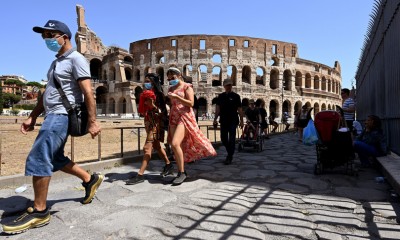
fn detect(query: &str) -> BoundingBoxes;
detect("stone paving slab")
[0,133,399,239]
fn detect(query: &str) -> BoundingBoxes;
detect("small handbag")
[52,65,89,137]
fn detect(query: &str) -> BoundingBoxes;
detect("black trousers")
[220,123,238,157]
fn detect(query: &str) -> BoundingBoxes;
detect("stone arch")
[314,75,319,89]
[295,71,302,87]
[328,79,332,92]
[305,73,312,88]
[294,101,302,114]
[313,102,320,115]
[212,66,222,86]
[321,77,327,91]
[90,58,102,80]
[321,103,327,111]
[134,68,140,82]
[256,67,265,85]
[212,54,222,63]
[328,104,331,110]
[198,97,207,116]
[198,64,207,82]
[96,86,107,115]
[227,65,237,86]
[119,97,127,114]
[183,64,193,77]
[155,52,164,64]
[283,69,292,90]
[109,98,116,114]
[134,86,143,105]
[125,67,132,81]
[282,100,291,115]
[242,65,251,84]
[269,56,279,66]
[124,56,133,63]
[269,99,279,116]
[270,68,279,89]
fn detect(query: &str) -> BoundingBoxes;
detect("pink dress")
[168,83,217,162]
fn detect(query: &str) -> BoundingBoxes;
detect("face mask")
[144,83,152,90]
[45,37,63,52]
[169,79,179,87]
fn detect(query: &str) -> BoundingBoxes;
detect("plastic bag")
[303,119,318,146]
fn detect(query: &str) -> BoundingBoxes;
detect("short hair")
[341,88,350,95]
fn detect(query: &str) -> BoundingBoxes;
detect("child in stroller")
[238,100,264,152]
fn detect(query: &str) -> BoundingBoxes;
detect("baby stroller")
[313,106,357,175]
[238,121,264,152]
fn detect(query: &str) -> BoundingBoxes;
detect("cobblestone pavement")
[1,133,399,239]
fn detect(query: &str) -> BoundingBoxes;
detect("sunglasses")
[41,32,64,39]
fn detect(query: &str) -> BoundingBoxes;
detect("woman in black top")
[256,99,269,137]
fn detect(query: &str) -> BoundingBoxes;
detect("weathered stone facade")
[75,5,342,119]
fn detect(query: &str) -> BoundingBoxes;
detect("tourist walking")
[213,79,244,165]
[282,111,290,131]
[166,67,216,185]
[268,111,278,133]
[341,88,355,132]
[294,105,312,142]
[255,99,269,139]
[1,20,103,234]
[126,73,173,185]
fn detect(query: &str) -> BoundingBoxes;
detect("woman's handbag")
[53,66,89,137]
[303,119,319,146]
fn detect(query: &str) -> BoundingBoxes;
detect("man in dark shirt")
[213,79,244,165]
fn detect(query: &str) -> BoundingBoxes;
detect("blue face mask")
[144,82,152,90]
[169,79,179,87]
[45,38,63,52]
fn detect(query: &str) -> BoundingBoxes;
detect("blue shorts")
[25,114,71,176]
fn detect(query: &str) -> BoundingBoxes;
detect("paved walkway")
[1,133,399,239]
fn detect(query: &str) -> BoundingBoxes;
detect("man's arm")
[78,79,101,139]
[20,90,45,134]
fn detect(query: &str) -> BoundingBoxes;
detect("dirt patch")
[0,117,217,176]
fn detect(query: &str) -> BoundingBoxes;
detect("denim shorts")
[25,114,71,176]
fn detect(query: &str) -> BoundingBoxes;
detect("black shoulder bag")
[52,65,89,137]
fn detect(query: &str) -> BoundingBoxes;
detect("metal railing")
[0,121,292,176]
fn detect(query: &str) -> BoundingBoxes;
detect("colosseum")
[75,5,342,121]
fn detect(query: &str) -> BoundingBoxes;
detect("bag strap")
[52,63,73,113]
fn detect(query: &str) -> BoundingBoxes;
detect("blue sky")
[0,0,374,88]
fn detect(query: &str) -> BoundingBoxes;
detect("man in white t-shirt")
[341,88,355,131]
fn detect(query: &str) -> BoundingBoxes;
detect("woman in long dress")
[166,67,217,185]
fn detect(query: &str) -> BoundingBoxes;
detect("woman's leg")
[170,124,186,172]
[153,140,170,164]
[353,140,379,165]
[298,127,304,141]
[138,141,152,175]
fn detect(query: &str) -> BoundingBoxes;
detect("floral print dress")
[168,83,217,162]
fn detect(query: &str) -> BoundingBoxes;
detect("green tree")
[2,93,21,107]
[27,81,44,88]
[4,79,26,87]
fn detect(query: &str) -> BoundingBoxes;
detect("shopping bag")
[303,119,318,146]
